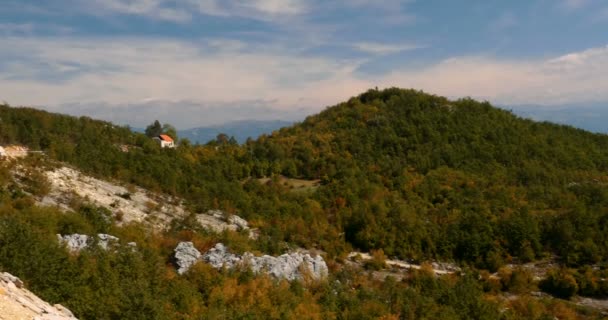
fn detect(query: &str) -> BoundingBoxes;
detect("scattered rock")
[57,233,121,252]
[195,210,252,237]
[174,242,202,275]
[201,243,328,281]
[96,233,119,250]
[347,251,460,276]
[227,215,249,231]
[57,234,89,252]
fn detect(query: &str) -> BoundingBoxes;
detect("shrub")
[540,268,578,299]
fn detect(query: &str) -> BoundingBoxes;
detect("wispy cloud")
[352,42,423,55]
[0,36,366,122]
[84,0,310,22]
[560,0,590,10]
[383,45,608,105]
[89,0,193,22]
[2,34,608,127]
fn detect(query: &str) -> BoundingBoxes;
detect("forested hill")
[2,89,608,271]
[248,88,608,268]
[253,88,608,180]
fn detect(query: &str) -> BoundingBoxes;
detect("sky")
[1,0,608,129]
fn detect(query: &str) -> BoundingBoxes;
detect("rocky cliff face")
[174,242,328,281]
[0,272,77,320]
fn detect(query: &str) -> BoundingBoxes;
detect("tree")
[145,120,162,138]
[162,123,177,140]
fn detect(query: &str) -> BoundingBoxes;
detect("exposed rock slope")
[0,272,77,320]
[38,166,250,233]
[42,166,186,229]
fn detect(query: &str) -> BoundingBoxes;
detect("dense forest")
[2,88,608,319]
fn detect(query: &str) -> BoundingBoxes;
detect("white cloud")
[0,36,367,126]
[90,0,193,22]
[1,35,607,127]
[86,0,309,22]
[382,45,608,105]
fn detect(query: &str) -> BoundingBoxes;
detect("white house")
[153,134,176,148]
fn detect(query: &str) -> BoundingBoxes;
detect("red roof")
[159,134,174,142]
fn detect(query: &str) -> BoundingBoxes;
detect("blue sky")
[1,0,607,128]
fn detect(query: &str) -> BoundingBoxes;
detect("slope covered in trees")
[3,89,608,318]
[3,89,608,268]
[3,89,608,262]
[248,88,608,268]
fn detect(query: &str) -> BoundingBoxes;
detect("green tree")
[162,123,177,140]
[144,120,162,137]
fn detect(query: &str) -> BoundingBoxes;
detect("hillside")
[248,88,608,266]
[2,89,608,319]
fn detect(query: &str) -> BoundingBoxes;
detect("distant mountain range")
[129,104,607,144]
[508,104,608,134]
[177,120,293,144]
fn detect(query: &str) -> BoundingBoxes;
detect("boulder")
[174,242,202,275]
[196,210,250,234]
[57,234,89,252]
[97,233,119,250]
[227,215,249,230]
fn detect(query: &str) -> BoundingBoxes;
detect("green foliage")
[4,85,608,318]
[4,89,608,268]
[540,268,579,299]
[145,120,162,138]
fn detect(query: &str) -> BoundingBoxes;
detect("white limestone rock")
[227,215,249,231]
[201,243,328,281]
[174,242,202,275]
[0,272,78,319]
[56,234,89,252]
[57,233,121,252]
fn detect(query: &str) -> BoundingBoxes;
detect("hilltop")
[2,89,608,319]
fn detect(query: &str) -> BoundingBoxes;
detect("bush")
[540,268,578,299]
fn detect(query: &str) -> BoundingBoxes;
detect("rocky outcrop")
[227,214,249,231]
[57,234,121,252]
[30,166,254,236]
[201,243,328,281]
[0,272,78,319]
[41,166,187,230]
[56,234,89,252]
[195,210,253,236]
[174,242,202,275]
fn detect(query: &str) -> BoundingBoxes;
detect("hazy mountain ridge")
[178,120,293,144]
[509,104,608,134]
